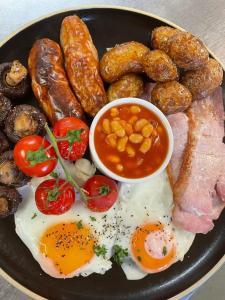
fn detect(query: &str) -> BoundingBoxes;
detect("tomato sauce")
[94,104,169,179]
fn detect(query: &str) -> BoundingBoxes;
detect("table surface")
[0,0,224,299]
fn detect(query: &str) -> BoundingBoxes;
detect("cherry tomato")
[14,135,57,177]
[35,179,75,215]
[53,117,89,161]
[83,175,118,212]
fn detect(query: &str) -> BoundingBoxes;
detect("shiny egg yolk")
[131,223,176,273]
[39,222,95,276]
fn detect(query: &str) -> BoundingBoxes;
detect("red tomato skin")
[53,117,89,161]
[35,179,75,215]
[14,135,57,177]
[83,175,118,212]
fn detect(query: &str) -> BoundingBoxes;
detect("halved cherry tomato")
[53,117,89,161]
[14,135,57,177]
[83,175,118,212]
[35,178,75,215]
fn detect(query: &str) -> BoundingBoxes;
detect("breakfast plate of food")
[0,6,224,300]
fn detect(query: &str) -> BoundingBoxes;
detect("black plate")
[0,7,224,300]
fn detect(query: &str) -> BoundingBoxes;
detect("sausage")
[28,38,84,125]
[100,41,149,83]
[60,15,107,117]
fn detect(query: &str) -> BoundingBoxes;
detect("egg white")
[116,171,195,280]
[15,163,118,279]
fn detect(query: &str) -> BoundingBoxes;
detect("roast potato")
[181,58,223,99]
[168,32,209,70]
[142,50,178,82]
[151,81,192,114]
[151,26,180,53]
[100,41,149,83]
[107,74,144,101]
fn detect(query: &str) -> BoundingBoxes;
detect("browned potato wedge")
[181,58,223,99]
[100,42,149,83]
[142,50,178,82]
[168,32,209,70]
[151,26,181,53]
[151,81,192,115]
[107,74,144,101]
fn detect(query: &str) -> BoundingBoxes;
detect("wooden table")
[0,1,224,299]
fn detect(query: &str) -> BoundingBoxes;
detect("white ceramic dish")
[89,97,174,183]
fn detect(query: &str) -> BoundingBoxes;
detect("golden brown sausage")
[100,41,149,83]
[60,15,107,117]
[28,38,84,125]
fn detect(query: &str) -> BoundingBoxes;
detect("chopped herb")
[50,171,59,179]
[26,146,50,166]
[99,185,110,196]
[102,215,107,219]
[137,249,141,253]
[137,256,142,262]
[90,216,96,222]
[162,246,167,256]
[67,129,84,145]
[31,213,37,220]
[76,220,83,229]
[94,244,107,258]
[113,245,128,265]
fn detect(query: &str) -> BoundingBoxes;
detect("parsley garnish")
[102,215,107,219]
[31,213,37,220]
[94,244,107,258]
[76,220,83,229]
[90,216,96,222]
[162,246,167,256]
[113,245,128,265]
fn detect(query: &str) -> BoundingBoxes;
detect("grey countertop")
[0,0,224,299]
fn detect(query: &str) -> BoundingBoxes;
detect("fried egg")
[116,171,195,280]
[15,163,118,279]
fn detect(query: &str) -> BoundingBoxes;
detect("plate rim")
[0,5,224,300]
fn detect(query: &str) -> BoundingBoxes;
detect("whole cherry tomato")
[14,135,57,177]
[53,117,89,161]
[83,175,118,212]
[35,178,75,215]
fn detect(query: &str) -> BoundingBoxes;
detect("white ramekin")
[89,98,174,183]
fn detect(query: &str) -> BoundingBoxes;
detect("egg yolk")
[131,223,176,273]
[39,222,95,276]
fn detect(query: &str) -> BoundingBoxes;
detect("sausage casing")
[60,15,107,117]
[28,38,84,125]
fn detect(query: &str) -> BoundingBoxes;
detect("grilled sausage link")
[60,15,107,117]
[28,38,84,125]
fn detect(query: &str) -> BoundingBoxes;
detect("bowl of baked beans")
[89,98,174,183]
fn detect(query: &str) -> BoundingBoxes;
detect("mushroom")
[0,93,12,125]
[0,186,22,218]
[0,150,30,187]
[0,60,30,99]
[72,158,96,186]
[4,104,47,143]
[0,132,10,154]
